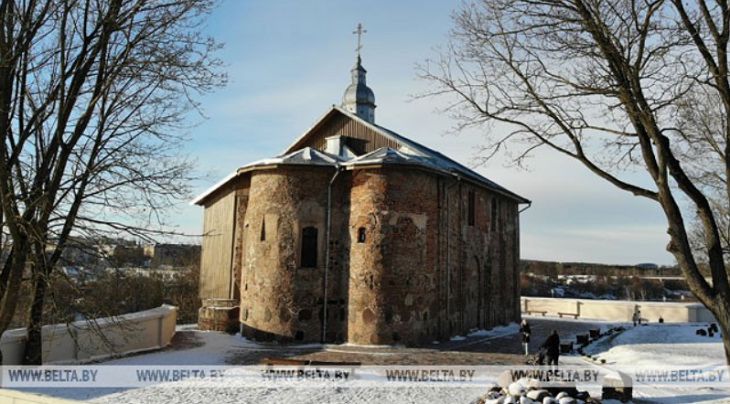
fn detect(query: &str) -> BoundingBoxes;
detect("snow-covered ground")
[585,323,725,368]
[577,323,730,403]
[12,321,730,403]
[22,326,513,403]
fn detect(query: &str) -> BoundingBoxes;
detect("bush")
[42,265,200,325]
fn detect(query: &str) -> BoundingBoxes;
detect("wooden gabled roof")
[285,106,530,204]
[193,106,530,206]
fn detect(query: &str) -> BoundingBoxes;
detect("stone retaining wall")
[0,305,177,365]
[522,297,715,323]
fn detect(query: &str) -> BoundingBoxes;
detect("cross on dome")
[342,23,376,123]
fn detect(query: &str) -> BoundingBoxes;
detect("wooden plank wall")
[290,113,400,154]
[199,190,236,300]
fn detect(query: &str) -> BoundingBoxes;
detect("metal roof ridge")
[334,107,529,203]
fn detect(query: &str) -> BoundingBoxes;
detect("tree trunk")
[708,295,730,365]
[22,269,47,365]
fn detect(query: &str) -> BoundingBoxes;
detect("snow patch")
[467,323,519,338]
[585,323,725,368]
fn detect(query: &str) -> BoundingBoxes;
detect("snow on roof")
[254,146,343,166]
[344,147,443,169]
[343,147,530,203]
[194,107,530,205]
[190,170,238,206]
[191,147,342,205]
[330,107,529,203]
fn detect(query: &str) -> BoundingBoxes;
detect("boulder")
[508,381,527,396]
[525,379,543,390]
[526,389,550,401]
[547,386,580,398]
[542,397,557,404]
[558,397,576,404]
[485,390,502,399]
[497,371,513,390]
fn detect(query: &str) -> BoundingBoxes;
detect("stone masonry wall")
[435,177,521,340]
[239,167,347,343]
[347,169,440,345]
[346,169,387,344]
[346,167,521,345]
[232,164,520,345]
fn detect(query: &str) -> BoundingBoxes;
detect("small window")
[357,227,366,243]
[300,226,318,268]
[260,218,266,241]
[490,198,498,232]
[468,190,476,226]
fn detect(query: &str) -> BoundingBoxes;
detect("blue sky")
[171,0,674,266]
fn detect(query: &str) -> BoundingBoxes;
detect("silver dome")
[342,56,376,123]
[343,81,375,106]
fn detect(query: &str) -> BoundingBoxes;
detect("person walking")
[520,319,531,356]
[632,307,642,326]
[540,330,560,366]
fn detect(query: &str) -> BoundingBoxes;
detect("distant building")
[110,244,146,267]
[144,244,201,268]
[194,51,529,345]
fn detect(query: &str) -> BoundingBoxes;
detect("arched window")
[300,226,318,268]
[357,227,366,243]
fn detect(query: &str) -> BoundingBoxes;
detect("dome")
[342,81,375,107]
[341,56,376,123]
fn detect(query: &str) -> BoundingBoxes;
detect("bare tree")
[675,87,730,260]
[0,0,225,364]
[420,0,730,362]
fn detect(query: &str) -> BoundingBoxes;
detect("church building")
[193,42,529,345]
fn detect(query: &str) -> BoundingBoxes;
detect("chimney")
[325,136,342,156]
